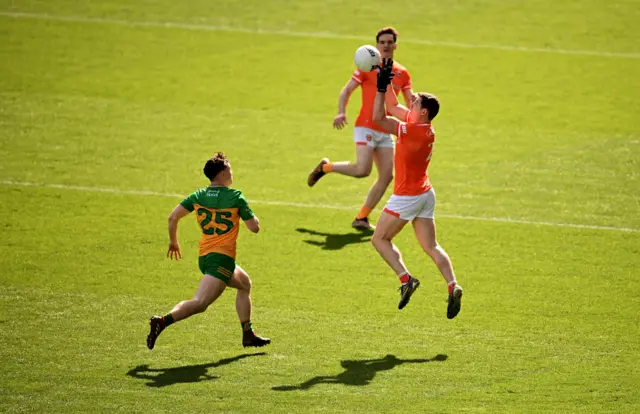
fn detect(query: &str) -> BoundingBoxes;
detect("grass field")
[1,1,639,412]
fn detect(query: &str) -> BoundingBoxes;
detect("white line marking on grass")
[2,12,639,59]
[1,180,637,233]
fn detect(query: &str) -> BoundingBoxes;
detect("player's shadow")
[296,227,373,251]
[272,354,447,391]
[126,352,266,387]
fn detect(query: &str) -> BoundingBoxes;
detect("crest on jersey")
[366,134,373,142]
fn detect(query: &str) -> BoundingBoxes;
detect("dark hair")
[203,152,229,180]
[417,93,440,121]
[376,27,398,43]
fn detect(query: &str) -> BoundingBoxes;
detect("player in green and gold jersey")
[147,152,271,349]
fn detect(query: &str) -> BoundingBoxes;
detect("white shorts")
[383,189,436,221]
[354,127,394,149]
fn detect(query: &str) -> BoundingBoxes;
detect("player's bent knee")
[242,277,252,293]
[195,299,210,313]
[203,301,213,312]
[231,273,252,292]
[371,233,387,248]
[353,164,372,178]
[423,243,442,259]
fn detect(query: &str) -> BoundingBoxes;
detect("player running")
[371,59,463,318]
[146,152,271,349]
[307,27,413,231]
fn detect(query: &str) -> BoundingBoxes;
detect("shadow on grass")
[296,227,373,250]
[272,354,447,391]
[126,352,266,387]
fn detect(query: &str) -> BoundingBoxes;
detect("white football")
[354,45,381,72]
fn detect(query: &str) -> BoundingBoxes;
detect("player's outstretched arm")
[372,59,400,135]
[244,216,260,233]
[167,204,190,260]
[373,92,399,134]
[334,79,359,130]
[402,87,414,108]
[385,86,409,121]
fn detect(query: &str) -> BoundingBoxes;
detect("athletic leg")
[366,147,394,211]
[371,210,409,276]
[229,265,271,348]
[170,275,227,321]
[371,210,421,309]
[412,218,456,285]
[353,147,394,229]
[229,265,252,323]
[412,217,463,319]
[307,128,376,187]
[147,275,227,349]
[327,144,374,178]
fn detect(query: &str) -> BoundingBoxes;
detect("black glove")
[376,58,395,93]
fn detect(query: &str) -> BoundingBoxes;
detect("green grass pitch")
[0,1,639,412]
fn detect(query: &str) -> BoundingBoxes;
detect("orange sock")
[356,205,372,220]
[322,162,333,173]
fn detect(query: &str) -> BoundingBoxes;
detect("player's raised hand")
[333,113,348,130]
[167,241,182,260]
[376,58,395,93]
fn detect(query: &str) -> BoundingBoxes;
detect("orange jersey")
[393,121,436,196]
[351,62,411,133]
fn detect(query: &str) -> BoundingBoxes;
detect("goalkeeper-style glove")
[376,58,395,93]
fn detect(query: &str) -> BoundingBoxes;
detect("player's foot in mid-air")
[147,316,166,350]
[352,216,375,231]
[307,158,329,187]
[242,330,271,348]
[398,276,420,310]
[447,284,463,319]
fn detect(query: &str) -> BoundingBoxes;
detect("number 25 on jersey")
[197,208,234,235]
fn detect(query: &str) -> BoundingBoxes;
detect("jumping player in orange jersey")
[307,27,413,231]
[370,59,463,318]
[146,152,271,350]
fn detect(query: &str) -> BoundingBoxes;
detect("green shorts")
[198,253,236,285]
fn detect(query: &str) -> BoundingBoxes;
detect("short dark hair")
[203,152,229,180]
[376,27,398,43]
[418,93,440,121]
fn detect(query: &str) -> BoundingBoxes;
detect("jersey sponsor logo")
[401,125,407,135]
[206,189,220,197]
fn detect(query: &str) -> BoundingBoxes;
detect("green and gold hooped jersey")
[180,186,254,259]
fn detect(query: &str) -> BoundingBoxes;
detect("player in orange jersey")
[308,27,413,231]
[370,59,463,318]
[146,152,271,349]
